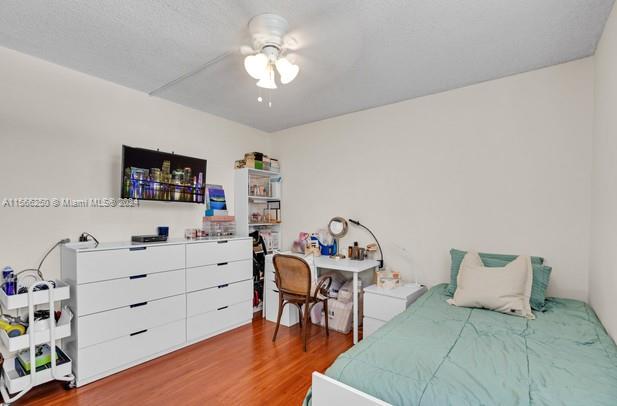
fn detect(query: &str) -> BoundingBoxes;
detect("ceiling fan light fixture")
[275,57,299,84]
[244,53,268,80]
[256,64,277,89]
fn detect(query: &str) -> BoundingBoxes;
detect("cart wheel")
[64,380,76,390]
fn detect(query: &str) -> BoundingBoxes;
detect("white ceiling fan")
[239,14,300,90]
[149,13,299,101]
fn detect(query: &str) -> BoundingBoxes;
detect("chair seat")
[280,291,322,304]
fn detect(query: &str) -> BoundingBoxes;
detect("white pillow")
[447,251,535,319]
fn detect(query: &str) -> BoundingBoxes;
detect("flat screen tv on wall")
[121,145,207,203]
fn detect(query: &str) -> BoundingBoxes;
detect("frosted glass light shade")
[256,65,277,89]
[275,57,299,84]
[244,53,268,80]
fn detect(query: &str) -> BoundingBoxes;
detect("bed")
[305,284,617,405]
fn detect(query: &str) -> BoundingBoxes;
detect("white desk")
[313,256,380,344]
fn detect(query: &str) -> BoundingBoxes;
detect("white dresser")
[61,237,252,387]
[363,284,427,338]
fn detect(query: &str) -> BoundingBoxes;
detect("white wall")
[591,5,617,339]
[0,46,268,281]
[271,58,594,301]
[0,45,597,304]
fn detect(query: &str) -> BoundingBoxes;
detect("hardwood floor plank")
[17,319,353,405]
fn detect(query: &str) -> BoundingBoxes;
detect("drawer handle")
[130,329,148,337]
[130,274,147,280]
[217,284,229,289]
[217,240,228,244]
[129,247,147,251]
[217,262,228,267]
[217,306,228,311]
[130,301,148,308]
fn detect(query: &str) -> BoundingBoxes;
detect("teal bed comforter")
[304,284,617,405]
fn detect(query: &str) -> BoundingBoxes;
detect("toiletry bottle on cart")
[2,266,16,295]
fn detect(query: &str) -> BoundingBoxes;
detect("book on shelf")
[205,184,228,216]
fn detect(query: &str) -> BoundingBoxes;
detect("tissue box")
[376,270,401,289]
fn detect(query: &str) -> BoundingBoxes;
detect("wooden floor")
[18,318,353,406]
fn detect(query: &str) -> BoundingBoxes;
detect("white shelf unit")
[235,167,282,317]
[234,168,282,253]
[0,281,75,405]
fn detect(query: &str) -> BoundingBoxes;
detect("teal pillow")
[447,249,551,311]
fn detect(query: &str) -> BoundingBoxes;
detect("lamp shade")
[244,53,268,80]
[256,65,277,89]
[275,57,299,84]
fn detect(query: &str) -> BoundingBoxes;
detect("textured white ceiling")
[0,1,614,132]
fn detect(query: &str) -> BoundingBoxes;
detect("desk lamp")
[348,219,384,269]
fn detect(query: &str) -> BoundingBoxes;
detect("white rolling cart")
[0,280,75,405]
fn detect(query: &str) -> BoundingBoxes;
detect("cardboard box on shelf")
[236,154,279,172]
[245,152,264,161]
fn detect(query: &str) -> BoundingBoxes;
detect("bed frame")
[311,372,391,406]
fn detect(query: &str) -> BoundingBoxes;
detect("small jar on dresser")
[363,284,427,338]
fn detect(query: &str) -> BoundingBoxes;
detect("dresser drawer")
[364,293,407,321]
[77,269,185,316]
[187,280,252,317]
[186,260,251,292]
[187,300,251,342]
[75,244,185,284]
[186,239,251,268]
[78,294,186,348]
[77,319,185,380]
[363,316,386,338]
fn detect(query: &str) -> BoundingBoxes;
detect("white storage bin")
[1,350,72,394]
[319,296,364,334]
[0,280,70,310]
[0,318,71,353]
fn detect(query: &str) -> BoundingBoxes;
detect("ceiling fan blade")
[240,45,256,55]
[283,36,299,51]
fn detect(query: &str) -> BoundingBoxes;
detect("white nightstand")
[363,283,427,338]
